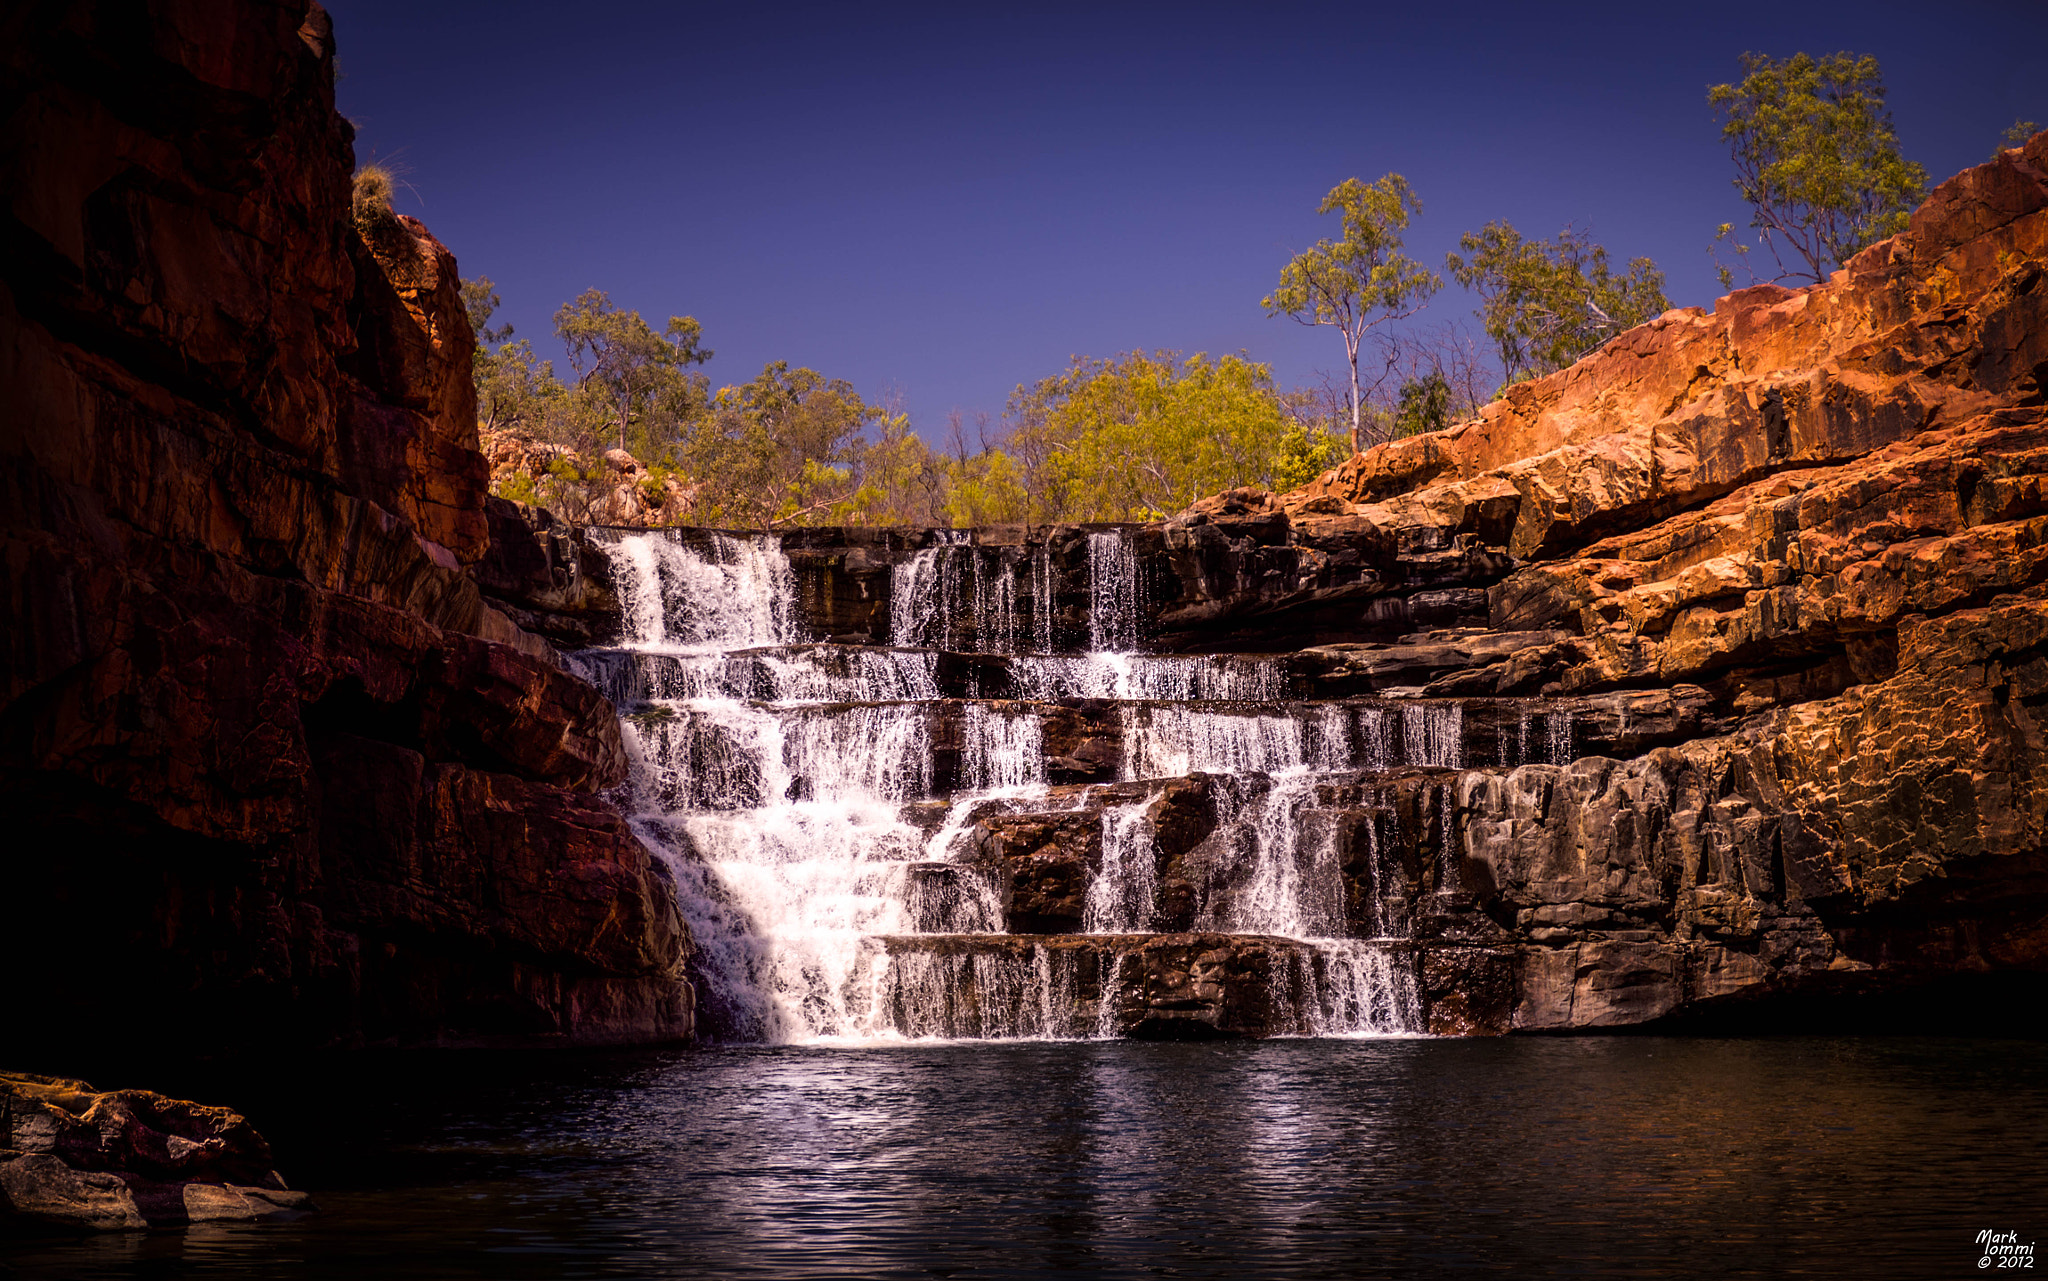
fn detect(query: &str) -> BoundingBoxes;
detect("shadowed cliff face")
[0,0,690,1055]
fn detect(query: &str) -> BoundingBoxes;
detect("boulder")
[0,1074,311,1232]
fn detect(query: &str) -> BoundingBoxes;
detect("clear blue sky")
[327,0,2048,435]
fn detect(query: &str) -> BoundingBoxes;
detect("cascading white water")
[609,529,799,651]
[1029,546,1057,653]
[1008,653,1286,701]
[1082,802,1157,933]
[887,533,968,650]
[958,703,1045,792]
[592,526,1422,1043]
[888,535,1035,654]
[1087,531,1143,652]
[1402,702,1465,770]
[1197,777,1348,938]
[1547,708,1575,764]
[1433,784,1460,896]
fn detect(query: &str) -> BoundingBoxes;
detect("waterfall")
[1121,704,1353,780]
[887,534,966,650]
[1030,546,1057,653]
[587,526,1420,1043]
[1547,708,1575,764]
[1088,531,1143,652]
[1083,802,1157,933]
[608,529,799,651]
[1401,702,1465,770]
[1200,778,1347,938]
[959,703,1045,792]
[1287,941,1421,1036]
[1433,784,1460,896]
[1008,653,1285,701]
[888,535,1032,654]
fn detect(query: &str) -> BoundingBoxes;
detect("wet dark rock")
[473,498,621,648]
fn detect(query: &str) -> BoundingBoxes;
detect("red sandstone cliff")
[0,0,690,1054]
[1253,132,2048,1027]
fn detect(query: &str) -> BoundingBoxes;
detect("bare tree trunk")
[1345,330,1364,453]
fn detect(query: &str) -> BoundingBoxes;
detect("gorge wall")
[4,0,2043,1056]
[0,0,691,1057]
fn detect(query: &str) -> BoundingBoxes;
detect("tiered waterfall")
[574,528,1578,1043]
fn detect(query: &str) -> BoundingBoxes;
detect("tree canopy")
[1006,351,1305,521]
[1447,223,1670,385]
[1263,175,1441,452]
[463,68,1955,529]
[1708,51,1928,285]
[555,289,711,452]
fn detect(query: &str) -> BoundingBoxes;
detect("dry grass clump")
[351,162,396,234]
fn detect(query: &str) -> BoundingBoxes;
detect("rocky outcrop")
[479,429,704,529]
[0,1,690,1054]
[1260,131,2048,1029]
[0,1074,309,1231]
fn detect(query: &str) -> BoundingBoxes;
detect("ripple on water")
[6,1036,2042,1280]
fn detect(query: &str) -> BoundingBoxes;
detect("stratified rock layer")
[1268,133,2048,1025]
[0,1,690,1054]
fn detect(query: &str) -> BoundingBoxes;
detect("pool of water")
[4,1036,2041,1279]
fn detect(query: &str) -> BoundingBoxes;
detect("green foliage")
[1997,120,2041,158]
[1264,175,1442,451]
[493,468,544,508]
[683,361,881,527]
[941,448,1031,527]
[1269,422,1350,492]
[350,162,395,235]
[1006,351,1297,521]
[1391,371,1453,439]
[555,289,712,453]
[461,276,514,345]
[1447,222,1670,384]
[1708,51,1928,284]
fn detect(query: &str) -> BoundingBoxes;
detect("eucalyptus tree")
[1006,351,1297,520]
[554,289,712,452]
[1447,223,1669,384]
[1263,175,1441,452]
[1708,52,1928,285]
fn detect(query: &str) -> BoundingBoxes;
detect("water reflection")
[4,1038,2041,1279]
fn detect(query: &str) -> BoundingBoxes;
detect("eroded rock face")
[0,1073,310,1232]
[1248,132,2048,1029]
[0,1,690,1053]
[1291,134,2048,560]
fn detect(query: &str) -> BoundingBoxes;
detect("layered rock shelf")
[0,1074,309,1231]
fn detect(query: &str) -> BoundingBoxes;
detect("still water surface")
[4,1036,2041,1279]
